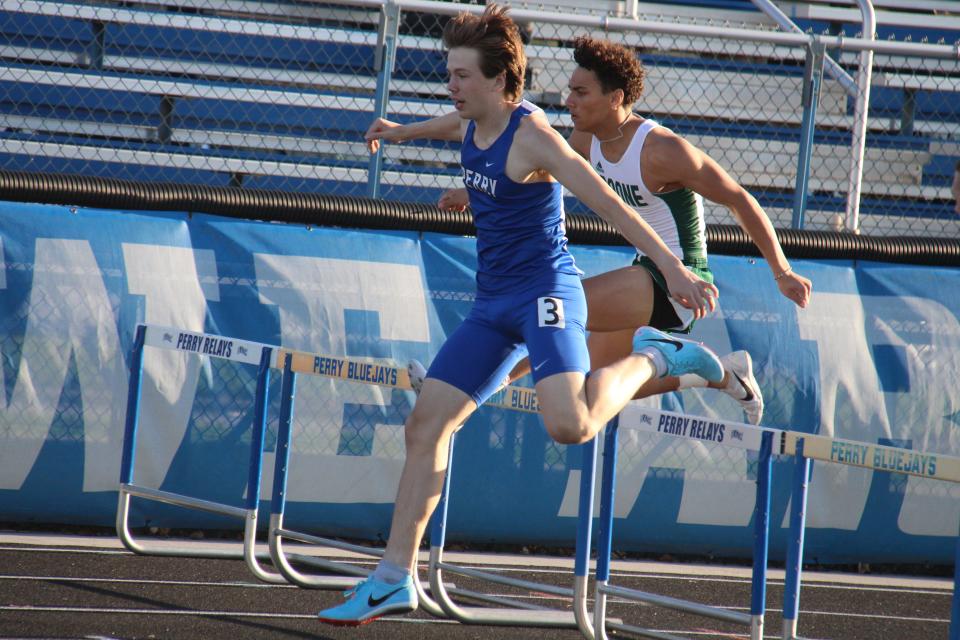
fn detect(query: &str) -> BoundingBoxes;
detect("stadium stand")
[0,0,957,234]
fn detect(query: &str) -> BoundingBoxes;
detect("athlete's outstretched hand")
[364,117,404,153]
[777,270,812,308]
[662,264,719,320]
[438,188,469,212]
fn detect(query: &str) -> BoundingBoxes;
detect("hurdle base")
[429,547,620,632]
[599,583,751,626]
[267,513,450,618]
[605,620,691,640]
[116,483,286,584]
[783,617,798,640]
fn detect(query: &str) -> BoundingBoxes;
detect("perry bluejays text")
[174,331,233,358]
[830,440,938,477]
[312,355,399,387]
[658,413,725,443]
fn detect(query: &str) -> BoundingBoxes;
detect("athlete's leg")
[316,378,474,626]
[523,277,721,445]
[384,313,521,572]
[589,328,684,397]
[319,312,523,625]
[381,379,476,571]
[582,265,657,332]
[536,361,655,445]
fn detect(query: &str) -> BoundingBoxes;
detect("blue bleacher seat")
[105,22,377,77]
[0,11,93,55]
[0,78,164,126]
[923,155,959,188]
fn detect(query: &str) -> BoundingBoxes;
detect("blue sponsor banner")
[0,200,958,563]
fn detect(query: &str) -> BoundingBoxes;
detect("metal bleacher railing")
[0,0,958,237]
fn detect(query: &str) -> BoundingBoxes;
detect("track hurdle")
[116,323,285,584]
[267,350,610,633]
[426,397,608,636]
[592,407,779,640]
[781,432,960,640]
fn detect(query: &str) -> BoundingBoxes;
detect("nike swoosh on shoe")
[367,586,406,607]
[732,371,755,401]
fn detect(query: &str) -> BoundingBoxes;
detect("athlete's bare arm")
[567,129,592,159]
[644,130,812,308]
[364,111,465,153]
[511,113,717,317]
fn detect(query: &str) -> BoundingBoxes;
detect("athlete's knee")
[541,412,593,446]
[404,408,453,454]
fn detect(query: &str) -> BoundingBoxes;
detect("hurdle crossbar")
[593,408,780,640]
[780,432,960,640]
[116,323,285,584]
[271,347,540,413]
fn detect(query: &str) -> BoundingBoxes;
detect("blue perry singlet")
[461,100,581,296]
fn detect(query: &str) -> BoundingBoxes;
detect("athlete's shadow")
[54,578,336,639]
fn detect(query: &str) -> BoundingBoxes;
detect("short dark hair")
[572,36,645,106]
[442,4,527,102]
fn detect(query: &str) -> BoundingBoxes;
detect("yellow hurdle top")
[783,431,960,484]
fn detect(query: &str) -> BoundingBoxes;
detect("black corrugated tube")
[0,170,957,266]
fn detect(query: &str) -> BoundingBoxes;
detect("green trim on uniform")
[635,256,713,292]
[659,187,708,265]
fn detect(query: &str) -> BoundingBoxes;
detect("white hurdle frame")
[116,323,286,584]
[593,408,780,640]
[781,432,960,640]
[425,394,609,636]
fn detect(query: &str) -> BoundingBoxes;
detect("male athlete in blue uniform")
[318,5,724,626]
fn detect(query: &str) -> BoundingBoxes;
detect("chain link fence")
[1,1,958,236]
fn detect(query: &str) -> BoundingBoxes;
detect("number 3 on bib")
[537,297,565,329]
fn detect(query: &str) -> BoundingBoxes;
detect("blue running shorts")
[427,275,590,406]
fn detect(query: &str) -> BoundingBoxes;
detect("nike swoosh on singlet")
[732,371,755,401]
[367,586,405,607]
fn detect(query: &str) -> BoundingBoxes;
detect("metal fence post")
[367,1,400,199]
[792,40,825,230]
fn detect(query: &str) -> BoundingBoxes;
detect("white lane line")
[604,570,954,594]
[789,609,948,625]
[451,564,953,596]
[602,597,949,624]
[0,575,296,589]
[0,545,133,555]
[0,604,458,624]
[9,587,943,626]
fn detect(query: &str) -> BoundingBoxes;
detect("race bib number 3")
[537,296,565,329]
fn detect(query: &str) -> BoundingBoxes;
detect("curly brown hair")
[572,36,645,106]
[442,4,527,102]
